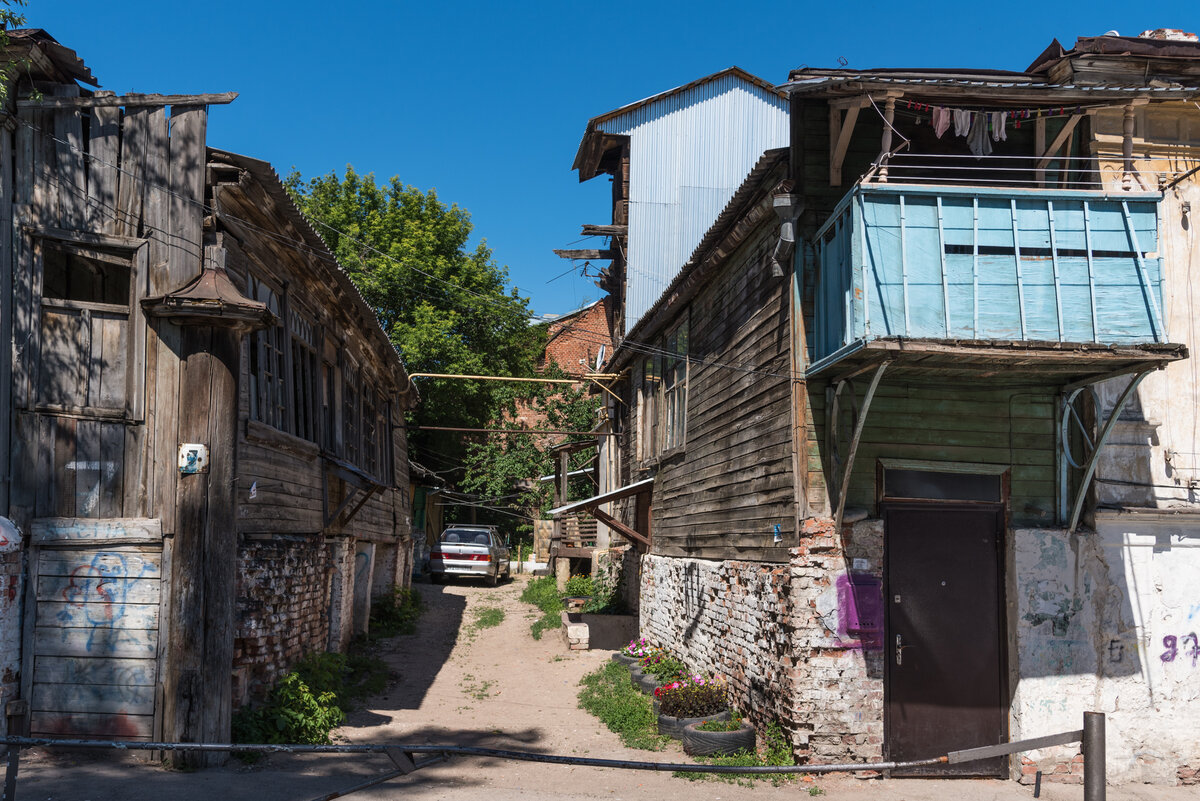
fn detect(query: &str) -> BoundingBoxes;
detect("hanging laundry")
[932,106,951,138]
[953,108,972,137]
[991,111,1007,142]
[967,113,993,158]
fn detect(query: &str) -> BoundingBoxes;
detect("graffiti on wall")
[1161,633,1200,667]
[55,551,158,653]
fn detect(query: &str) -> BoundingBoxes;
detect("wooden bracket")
[592,507,650,548]
[829,96,870,187]
[1037,114,1084,172]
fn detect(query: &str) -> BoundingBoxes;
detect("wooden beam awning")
[553,248,616,260]
[548,478,653,517]
[807,338,1187,386]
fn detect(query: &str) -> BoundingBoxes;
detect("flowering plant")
[654,674,728,718]
[639,651,686,681]
[621,637,655,659]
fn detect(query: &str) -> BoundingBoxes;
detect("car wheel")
[486,571,498,588]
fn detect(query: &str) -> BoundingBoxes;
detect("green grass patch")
[577,661,669,751]
[472,606,505,629]
[520,576,563,639]
[674,720,798,786]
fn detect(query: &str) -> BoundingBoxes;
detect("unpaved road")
[7,574,1195,800]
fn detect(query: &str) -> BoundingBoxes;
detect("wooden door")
[884,502,1006,776]
[23,519,165,741]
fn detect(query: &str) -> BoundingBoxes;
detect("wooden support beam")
[553,248,616,260]
[19,92,238,109]
[834,360,890,532]
[580,224,627,237]
[592,507,650,548]
[1036,114,1083,170]
[829,104,862,187]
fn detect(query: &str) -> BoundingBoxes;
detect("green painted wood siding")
[809,380,1057,526]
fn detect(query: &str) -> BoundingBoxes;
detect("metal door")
[884,502,1006,776]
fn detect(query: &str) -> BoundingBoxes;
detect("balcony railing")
[809,184,1165,370]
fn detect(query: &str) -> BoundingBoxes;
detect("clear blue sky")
[33,1,1199,318]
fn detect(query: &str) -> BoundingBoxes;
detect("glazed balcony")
[808,183,1172,377]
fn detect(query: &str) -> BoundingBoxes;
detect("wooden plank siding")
[646,218,798,560]
[807,380,1059,526]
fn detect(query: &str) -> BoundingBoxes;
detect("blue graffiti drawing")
[57,552,158,652]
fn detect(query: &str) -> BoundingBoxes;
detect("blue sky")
[33,1,1199,318]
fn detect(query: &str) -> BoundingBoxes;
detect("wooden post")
[878,97,896,182]
[1122,104,1136,190]
[143,245,273,768]
[161,322,240,768]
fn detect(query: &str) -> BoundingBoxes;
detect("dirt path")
[7,574,1198,800]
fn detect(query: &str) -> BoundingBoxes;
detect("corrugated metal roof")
[578,70,789,336]
[784,72,1200,97]
[208,148,416,400]
[611,148,789,370]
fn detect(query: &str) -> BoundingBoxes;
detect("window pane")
[884,469,1001,502]
[43,246,130,305]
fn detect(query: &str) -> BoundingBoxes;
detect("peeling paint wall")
[1013,521,1200,784]
[0,518,22,741]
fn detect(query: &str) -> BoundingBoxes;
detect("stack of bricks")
[233,534,333,705]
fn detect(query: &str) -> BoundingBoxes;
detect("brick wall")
[639,516,884,765]
[0,529,21,741]
[233,534,332,706]
[542,298,613,373]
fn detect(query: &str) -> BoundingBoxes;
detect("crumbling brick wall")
[639,516,885,765]
[233,534,332,706]
[0,531,22,741]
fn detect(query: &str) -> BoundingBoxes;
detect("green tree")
[459,362,601,534]
[286,167,543,478]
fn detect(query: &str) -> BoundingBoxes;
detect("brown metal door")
[884,502,1005,776]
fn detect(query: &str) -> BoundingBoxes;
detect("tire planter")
[636,671,661,694]
[657,709,730,740]
[681,720,756,756]
[611,653,640,668]
[629,666,645,689]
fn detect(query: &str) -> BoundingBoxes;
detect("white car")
[429,526,511,586]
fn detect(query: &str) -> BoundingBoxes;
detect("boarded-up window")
[37,241,135,414]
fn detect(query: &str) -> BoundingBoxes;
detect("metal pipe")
[2,737,946,775]
[1083,711,1106,801]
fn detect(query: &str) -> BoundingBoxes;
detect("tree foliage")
[285,167,543,474]
[459,361,601,531]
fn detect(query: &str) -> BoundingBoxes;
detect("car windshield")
[440,529,492,546]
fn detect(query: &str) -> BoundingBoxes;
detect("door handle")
[895,634,913,666]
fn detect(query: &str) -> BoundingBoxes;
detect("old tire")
[657,710,730,739]
[681,720,756,756]
[637,672,661,694]
[630,666,645,689]
[611,653,640,668]
[486,571,499,588]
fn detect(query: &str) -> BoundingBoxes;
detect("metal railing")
[4,712,1109,801]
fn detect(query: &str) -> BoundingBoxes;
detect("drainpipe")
[770,193,804,278]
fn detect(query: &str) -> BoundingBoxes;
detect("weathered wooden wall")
[643,221,797,560]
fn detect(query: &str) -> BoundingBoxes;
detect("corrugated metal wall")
[598,75,789,334]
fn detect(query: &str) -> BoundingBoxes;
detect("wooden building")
[565,30,1200,784]
[0,31,416,760]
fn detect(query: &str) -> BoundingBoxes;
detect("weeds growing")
[520,576,563,639]
[577,661,669,751]
[472,606,505,630]
[675,721,797,786]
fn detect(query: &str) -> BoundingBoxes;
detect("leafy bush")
[577,661,669,751]
[562,574,594,597]
[369,587,423,638]
[520,576,562,639]
[232,672,345,746]
[639,651,686,682]
[582,569,625,614]
[655,675,728,718]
